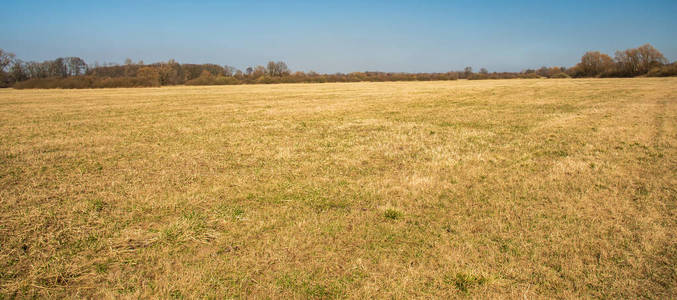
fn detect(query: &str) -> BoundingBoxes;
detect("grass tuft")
[446,272,488,293]
[384,209,403,220]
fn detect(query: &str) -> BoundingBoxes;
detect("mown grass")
[1,78,676,298]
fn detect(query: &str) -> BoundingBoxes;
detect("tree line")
[0,43,674,89]
[568,44,675,77]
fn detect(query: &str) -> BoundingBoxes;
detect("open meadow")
[1,78,676,298]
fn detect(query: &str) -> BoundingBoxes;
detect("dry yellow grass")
[1,78,676,298]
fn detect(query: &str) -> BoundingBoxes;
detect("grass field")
[1,78,676,298]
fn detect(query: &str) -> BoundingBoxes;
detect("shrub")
[550,72,570,78]
[13,76,160,89]
[647,63,677,77]
[185,74,240,85]
[518,73,541,79]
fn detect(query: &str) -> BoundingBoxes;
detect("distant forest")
[0,43,675,89]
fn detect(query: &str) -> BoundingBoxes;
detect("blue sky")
[1,0,676,73]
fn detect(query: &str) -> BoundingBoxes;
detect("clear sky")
[1,0,676,73]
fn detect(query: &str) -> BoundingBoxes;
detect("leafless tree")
[0,49,16,72]
[66,57,87,76]
[266,61,289,76]
[578,51,615,76]
[464,66,473,78]
[223,65,237,76]
[9,59,27,82]
[615,43,667,76]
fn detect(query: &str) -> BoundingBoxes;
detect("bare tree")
[223,65,237,76]
[266,61,276,76]
[9,59,27,82]
[615,43,667,76]
[464,66,473,78]
[578,51,614,77]
[25,61,44,78]
[66,57,87,76]
[266,61,289,76]
[48,58,68,77]
[0,49,15,72]
[276,61,290,76]
[252,65,266,77]
[157,59,181,85]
